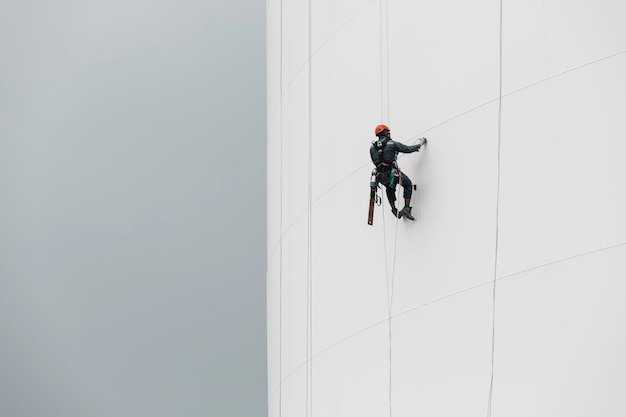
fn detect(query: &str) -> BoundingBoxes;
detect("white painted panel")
[268,392,280,417]
[392,285,493,416]
[281,218,310,376]
[313,324,389,417]
[498,54,626,276]
[503,0,626,92]
[311,173,389,351]
[281,72,311,227]
[542,0,626,74]
[388,0,500,135]
[500,0,549,92]
[388,103,499,315]
[309,5,381,199]
[280,365,308,417]
[311,0,376,54]
[282,0,311,88]
[493,246,626,417]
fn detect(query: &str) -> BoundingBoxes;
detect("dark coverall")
[369,138,423,205]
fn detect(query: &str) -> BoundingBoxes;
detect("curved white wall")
[267,1,626,416]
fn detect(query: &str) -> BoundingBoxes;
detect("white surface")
[267,0,626,415]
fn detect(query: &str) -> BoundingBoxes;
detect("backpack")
[373,138,397,168]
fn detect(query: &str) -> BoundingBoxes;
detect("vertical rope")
[487,0,503,416]
[278,1,284,416]
[306,1,314,416]
[385,0,390,126]
[388,174,400,417]
[379,194,393,417]
[379,0,384,121]
[379,1,394,416]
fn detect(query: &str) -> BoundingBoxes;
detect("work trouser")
[376,168,413,204]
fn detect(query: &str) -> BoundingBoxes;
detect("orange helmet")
[375,124,390,136]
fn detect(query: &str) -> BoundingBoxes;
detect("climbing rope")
[487,0,504,415]
[377,1,398,415]
[306,0,314,415]
[278,0,284,415]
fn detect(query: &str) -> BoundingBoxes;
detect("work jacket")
[370,138,422,171]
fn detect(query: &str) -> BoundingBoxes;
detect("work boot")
[391,207,402,218]
[399,206,414,220]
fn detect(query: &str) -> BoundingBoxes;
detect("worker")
[370,124,426,220]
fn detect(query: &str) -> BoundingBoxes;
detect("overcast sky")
[0,1,267,416]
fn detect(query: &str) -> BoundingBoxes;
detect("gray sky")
[0,1,266,416]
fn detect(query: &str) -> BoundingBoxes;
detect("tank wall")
[267,0,626,415]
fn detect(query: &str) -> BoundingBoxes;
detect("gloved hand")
[418,137,427,146]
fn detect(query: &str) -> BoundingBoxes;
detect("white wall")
[267,0,626,416]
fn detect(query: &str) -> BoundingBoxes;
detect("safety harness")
[373,138,400,186]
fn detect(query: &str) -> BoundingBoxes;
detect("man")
[370,124,427,220]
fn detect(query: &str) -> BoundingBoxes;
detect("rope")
[378,1,397,415]
[306,0,314,415]
[389,199,400,417]
[487,0,503,415]
[379,193,395,417]
[385,0,391,126]
[379,193,394,417]
[379,0,384,121]
[386,168,408,417]
[278,1,284,416]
